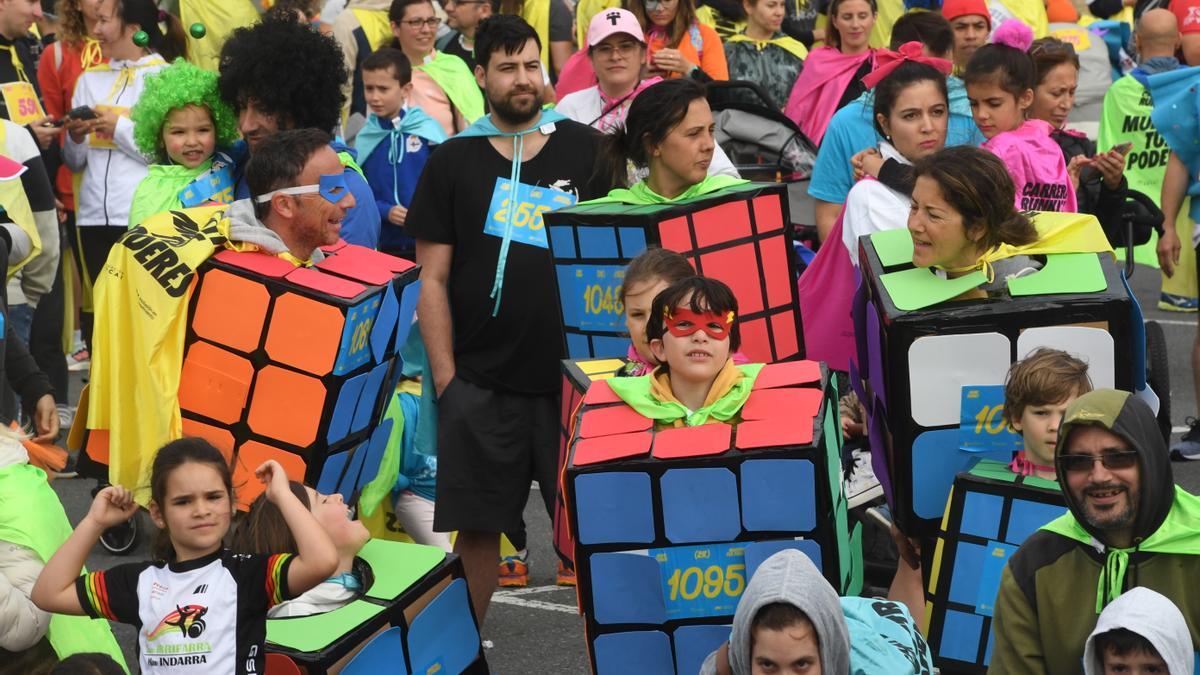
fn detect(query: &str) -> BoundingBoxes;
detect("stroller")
[707,80,821,252]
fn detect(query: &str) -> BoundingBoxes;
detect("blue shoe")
[1171,418,1200,460]
[1158,292,1198,313]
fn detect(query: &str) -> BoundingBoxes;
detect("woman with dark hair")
[908,146,1053,295]
[783,0,876,145]
[389,0,484,135]
[594,78,746,202]
[1027,37,1128,240]
[799,46,952,372]
[627,0,729,81]
[63,0,178,319]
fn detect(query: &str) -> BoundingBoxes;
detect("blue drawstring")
[388,124,405,206]
[489,132,526,316]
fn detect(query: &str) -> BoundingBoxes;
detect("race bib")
[179,160,235,207]
[958,385,1024,454]
[0,81,43,126]
[88,104,130,149]
[483,177,577,249]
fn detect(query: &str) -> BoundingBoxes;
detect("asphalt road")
[47,261,1200,675]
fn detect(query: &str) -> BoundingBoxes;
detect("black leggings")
[76,225,126,351]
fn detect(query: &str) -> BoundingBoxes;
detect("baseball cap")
[941,0,992,29]
[587,8,645,47]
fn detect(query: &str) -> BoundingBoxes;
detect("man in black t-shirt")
[405,15,608,625]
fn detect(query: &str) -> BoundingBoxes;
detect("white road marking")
[1153,318,1197,327]
[1174,426,1190,434]
[492,585,579,614]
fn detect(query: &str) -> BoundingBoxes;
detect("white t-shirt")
[842,141,913,267]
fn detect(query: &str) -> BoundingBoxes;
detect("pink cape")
[982,119,1078,213]
[784,46,873,146]
[797,205,858,372]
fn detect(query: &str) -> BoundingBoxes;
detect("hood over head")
[1055,389,1173,549]
[707,549,850,675]
[1082,587,1193,675]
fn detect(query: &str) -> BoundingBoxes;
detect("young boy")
[1083,587,1193,675]
[1004,347,1093,480]
[700,549,932,674]
[609,277,759,428]
[354,48,447,259]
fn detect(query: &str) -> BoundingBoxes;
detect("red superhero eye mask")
[663,307,735,340]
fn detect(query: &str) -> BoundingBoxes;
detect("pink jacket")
[983,119,1078,213]
[797,206,858,372]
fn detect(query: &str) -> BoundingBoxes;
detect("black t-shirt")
[76,549,295,675]
[405,120,609,394]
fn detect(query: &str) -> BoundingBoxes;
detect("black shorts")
[433,376,558,533]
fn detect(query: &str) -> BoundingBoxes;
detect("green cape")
[1042,485,1200,613]
[416,51,485,126]
[0,463,128,669]
[606,363,763,426]
[129,160,212,228]
[586,174,749,205]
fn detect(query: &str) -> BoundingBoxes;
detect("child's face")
[751,622,822,675]
[362,67,413,120]
[305,487,370,555]
[649,294,733,385]
[162,104,216,169]
[1102,646,1169,674]
[624,278,673,363]
[149,462,233,561]
[1011,392,1079,468]
[966,79,1032,139]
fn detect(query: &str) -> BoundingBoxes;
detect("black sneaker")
[1171,417,1200,461]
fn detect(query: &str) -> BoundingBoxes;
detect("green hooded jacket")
[989,390,1200,674]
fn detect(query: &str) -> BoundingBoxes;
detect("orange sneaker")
[556,561,576,587]
[499,551,529,587]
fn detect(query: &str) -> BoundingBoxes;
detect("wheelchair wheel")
[99,514,139,555]
[1146,320,1172,445]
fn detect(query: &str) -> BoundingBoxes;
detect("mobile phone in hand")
[66,106,97,121]
[1111,141,1133,154]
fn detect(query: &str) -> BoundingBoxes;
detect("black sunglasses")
[1056,451,1139,474]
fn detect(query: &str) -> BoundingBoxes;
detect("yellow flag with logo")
[87,205,231,503]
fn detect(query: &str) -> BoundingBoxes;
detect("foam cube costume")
[563,361,861,674]
[79,240,421,509]
[924,460,1065,672]
[265,539,488,674]
[854,227,1134,539]
[554,358,627,568]
[544,182,802,363]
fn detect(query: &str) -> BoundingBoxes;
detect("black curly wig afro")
[217,14,348,134]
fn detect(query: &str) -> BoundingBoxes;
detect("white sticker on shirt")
[483,177,577,249]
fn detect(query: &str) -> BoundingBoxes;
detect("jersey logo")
[193,584,208,594]
[146,604,209,641]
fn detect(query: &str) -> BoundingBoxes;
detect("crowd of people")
[0,0,1196,672]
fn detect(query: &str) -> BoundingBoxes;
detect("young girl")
[128,58,240,228]
[64,0,181,349]
[609,277,762,428]
[31,438,337,675]
[619,247,696,377]
[962,20,1077,213]
[232,481,370,618]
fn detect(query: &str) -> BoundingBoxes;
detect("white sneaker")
[844,449,883,508]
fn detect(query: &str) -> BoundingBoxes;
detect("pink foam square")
[652,423,732,459]
[658,216,693,252]
[572,431,653,466]
[579,404,653,438]
[692,201,751,248]
[283,267,366,298]
[754,361,821,389]
[583,380,622,405]
[735,417,813,449]
[752,194,784,234]
[741,388,822,422]
[213,249,296,278]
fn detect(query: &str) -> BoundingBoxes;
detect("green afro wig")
[131,58,240,161]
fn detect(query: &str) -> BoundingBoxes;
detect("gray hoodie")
[1083,587,1194,675]
[700,550,850,675]
[225,199,326,264]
